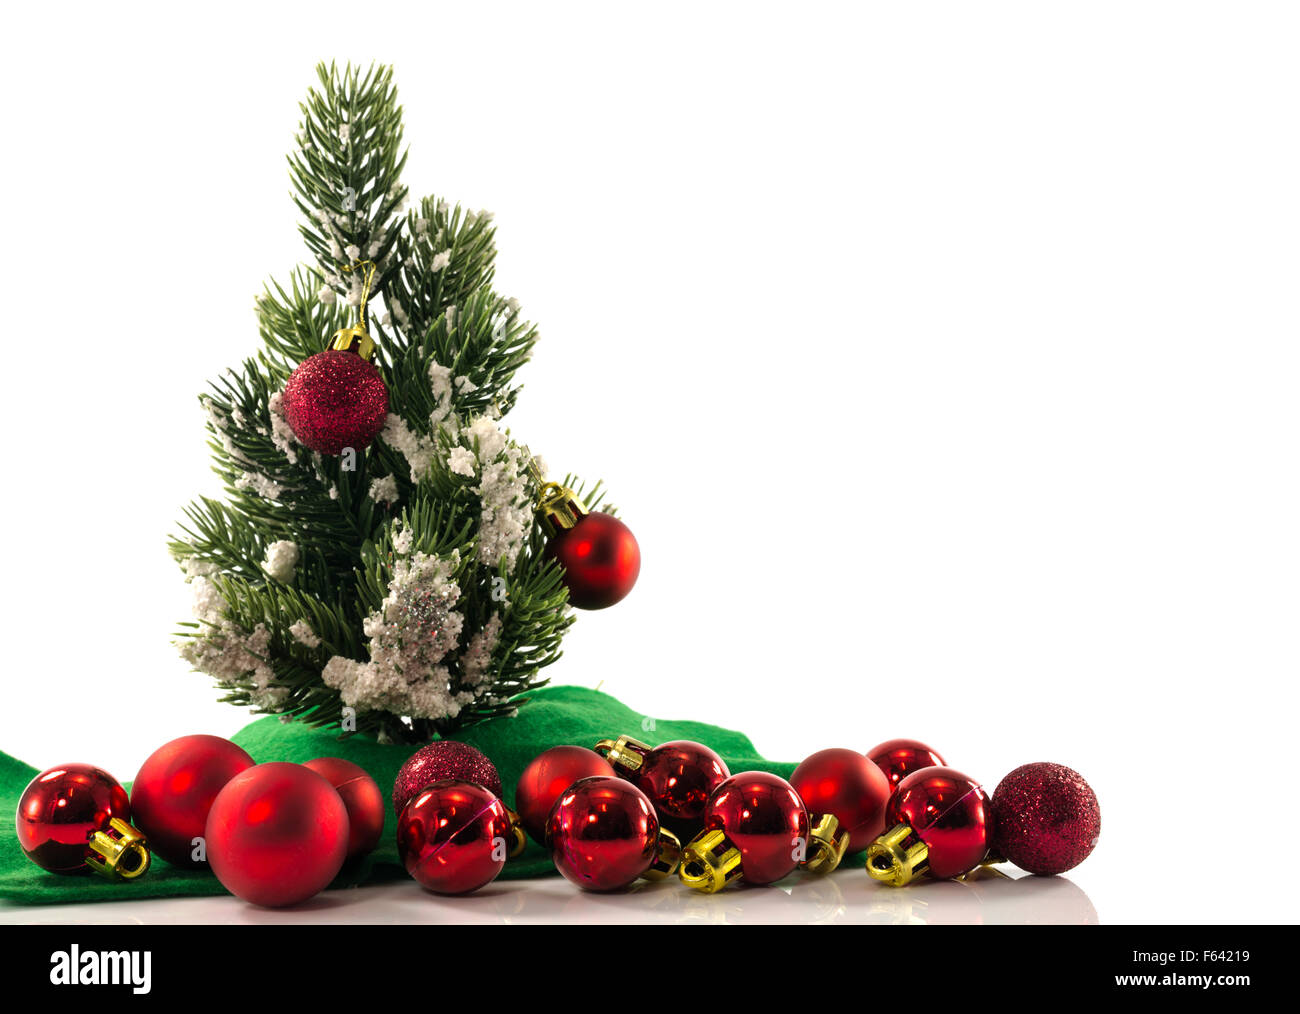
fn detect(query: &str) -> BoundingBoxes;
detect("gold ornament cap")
[804,812,850,875]
[503,807,528,859]
[328,260,378,362]
[643,828,683,880]
[594,735,651,775]
[679,828,745,894]
[85,818,151,881]
[865,822,930,887]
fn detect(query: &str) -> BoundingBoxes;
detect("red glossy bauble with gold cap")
[547,776,679,891]
[599,736,730,841]
[16,764,147,879]
[680,771,809,891]
[397,780,513,895]
[867,766,992,886]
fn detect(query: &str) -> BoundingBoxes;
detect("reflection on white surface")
[0,865,1097,925]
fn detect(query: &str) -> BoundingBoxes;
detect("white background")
[2,2,1296,924]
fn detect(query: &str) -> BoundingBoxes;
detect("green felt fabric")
[0,686,794,906]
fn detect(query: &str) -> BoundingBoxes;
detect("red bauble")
[548,512,640,609]
[397,780,512,895]
[304,757,385,862]
[129,735,255,868]
[991,762,1099,875]
[392,741,502,816]
[547,776,662,891]
[204,762,350,907]
[282,349,389,455]
[882,766,992,880]
[16,764,133,875]
[867,738,946,789]
[696,771,809,887]
[514,746,616,844]
[626,740,730,841]
[790,748,892,854]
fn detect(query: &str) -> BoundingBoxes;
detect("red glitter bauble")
[514,746,616,844]
[15,764,132,874]
[304,757,385,861]
[397,780,512,895]
[630,740,730,841]
[392,741,502,815]
[547,512,640,609]
[204,762,349,907]
[548,776,661,891]
[791,748,892,854]
[702,771,809,886]
[991,762,1100,875]
[281,349,388,455]
[129,735,255,868]
[867,738,946,789]
[887,766,992,879]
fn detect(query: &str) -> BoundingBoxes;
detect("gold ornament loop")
[865,822,930,887]
[504,808,528,859]
[803,813,850,875]
[330,259,379,361]
[679,828,744,894]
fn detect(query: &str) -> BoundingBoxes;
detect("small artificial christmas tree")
[170,63,633,744]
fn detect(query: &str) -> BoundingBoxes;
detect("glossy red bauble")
[991,762,1100,875]
[702,771,809,886]
[630,740,730,840]
[204,762,350,907]
[282,349,389,455]
[791,748,891,853]
[392,741,502,816]
[15,764,132,874]
[304,757,385,862]
[548,511,640,609]
[129,735,255,868]
[886,766,992,879]
[397,780,512,895]
[514,746,616,843]
[867,738,947,789]
[547,776,661,891]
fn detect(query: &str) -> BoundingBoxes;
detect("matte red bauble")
[600,736,730,841]
[514,746,616,843]
[392,741,502,815]
[991,762,1099,875]
[397,780,512,895]
[791,747,892,854]
[282,349,388,455]
[15,764,149,880]
[680,771,809,892]
[547,776,676,891]
[130,735,254,868]
[867,766,992,885]
[304,757,385,861]
[204,762,350,907]
[548,511,640,609]
[867,738,946,789]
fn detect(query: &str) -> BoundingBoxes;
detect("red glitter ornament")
[548,776,679,891]
[514,745,616,844]
[392,741,502,816]
[680,771,809,892]
[867,738,946,789]
[867,766,992,885]
[129,735,255,868]
[991,762,1099,875]
[204,762,350,907]
[304,757,385,862]
[16,764,149,880]
[548,511,640,610]
[282,349,388,455]
[791,747,892,856]
[397,780,512,894]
